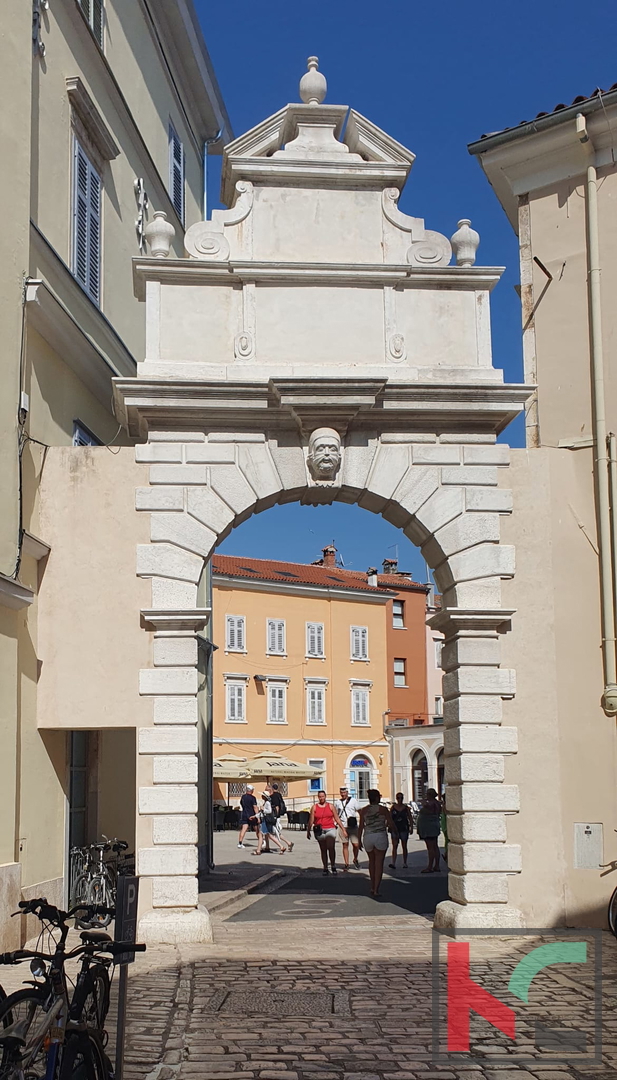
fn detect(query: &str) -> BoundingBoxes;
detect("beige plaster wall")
[529,168,617,448]
[37,447,152,730]
[503,449,617,927]
[33,0,203,361]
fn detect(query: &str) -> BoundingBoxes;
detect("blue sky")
[195,0,616,578]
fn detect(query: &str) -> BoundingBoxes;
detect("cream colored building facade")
[469,85,617,926]
[0,0,230,947]
[212,554,391,803]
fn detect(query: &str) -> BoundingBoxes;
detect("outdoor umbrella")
[244,752,323,783]
[212,753,250,781]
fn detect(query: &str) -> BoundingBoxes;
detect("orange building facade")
[211,549,433,804]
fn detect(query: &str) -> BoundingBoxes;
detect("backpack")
[279,796,287,817]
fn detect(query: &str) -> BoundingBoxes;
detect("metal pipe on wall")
[577,114,617,714]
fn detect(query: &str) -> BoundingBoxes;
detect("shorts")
[316,828,337,841]
[261,821,275,835]
[393,830,409,843]
[363,833,389,853]
[339,827,359,845]
[240,816,256,828]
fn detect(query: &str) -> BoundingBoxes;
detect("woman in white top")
[254,792,286,856]
[357,789,395,898]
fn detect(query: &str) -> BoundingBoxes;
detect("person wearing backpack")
[334,785,362,870]
[269,783,294,853]
[254,791,287,856]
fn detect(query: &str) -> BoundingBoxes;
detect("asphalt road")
[228,866,448,922]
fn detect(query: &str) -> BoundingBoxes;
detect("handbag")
[264,812,276,826]
[347,815,358,830]
[313,824,323,837]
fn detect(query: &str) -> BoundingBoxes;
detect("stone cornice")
[133,257,504,301]
[141,608,211,631]
[427,608,516,635]
[113,376,533,439]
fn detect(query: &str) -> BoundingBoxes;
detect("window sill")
[225,649,247,655]
[306,721,327,726]
[350,657,370,663]
[266,720,288,725]
[394,684,409,689]
[393,625,407,631]
[266,653,287,659]
[225,719,248,724]
[306,655,325,661]
[351,723,371,728]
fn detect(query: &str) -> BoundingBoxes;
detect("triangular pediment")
[221,101,415,205]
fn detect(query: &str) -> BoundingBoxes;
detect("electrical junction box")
[573,823,603,869]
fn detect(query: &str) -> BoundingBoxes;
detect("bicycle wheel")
[73,875,93,927]
[0,988,49,1078]
[81,967,110,1035]
[609,886,617,936]
[86,878,112,929]
[58,1033,108,1080]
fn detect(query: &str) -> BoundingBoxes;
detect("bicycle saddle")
[80,930,112,944]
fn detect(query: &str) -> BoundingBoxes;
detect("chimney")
[382,558,398,575]
[322,544,337,568]
[366,566,378,587]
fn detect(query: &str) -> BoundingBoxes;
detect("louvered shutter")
[236,618,245,650]
[226,616,235,650]
[228,684,244,721]
[307,623,316,656]
[269,685,285,722]
[316,623,324,656]
[226,616,245,651]
[308,688,324,723]
[351,626,368,659]
[92,0,103,46]
[169,123,185,224]
[352,688,368,725]
[73,141,101,306]
[267,619,285,653]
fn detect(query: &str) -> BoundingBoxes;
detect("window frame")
[392,599,405,628]
[225,615,246,653]
[72,137,101,307]
[306,621,325,658]
[308,758,326,794]
[168,121,185,225]
[434,639,443,669]
[306,684,326,725]
[266,618,286,656]
[351,686,370,726]
[225,681,247,723]
[350,625,369,661]
[393,657,407,687]
[77,0,104,49]
[72,420,101,446]
[267,682,287,725]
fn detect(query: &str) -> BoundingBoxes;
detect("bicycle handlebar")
[0,940,146,966]
[15,899,115,924]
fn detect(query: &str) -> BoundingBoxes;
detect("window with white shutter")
[77,0,104,48]
[267,684,287,724]
[307,687,325,725]
[226,615,246,652]
[72,140,101,306]
[392,599,405,628]
[351,687,369,726]
[168,122,185,224]
[267,619,286,655]
[393,658,406,687]
[306,622,324,658]
[226,682,245,723]
[350,625,369,660]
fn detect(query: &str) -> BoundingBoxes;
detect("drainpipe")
[577,114,617,715]
[382,710,393,799]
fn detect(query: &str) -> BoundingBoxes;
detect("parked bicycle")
[0,897,145,1079]
[70,837,132,928]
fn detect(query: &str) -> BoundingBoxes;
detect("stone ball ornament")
[307,427,342,482]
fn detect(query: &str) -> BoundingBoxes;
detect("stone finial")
[451,219,480,267]
[144,210,175,258]
[299,56,327,104]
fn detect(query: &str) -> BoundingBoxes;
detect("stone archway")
[113,58,529,940]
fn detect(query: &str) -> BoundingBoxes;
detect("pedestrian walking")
[417,788,442,873]
[269,783,294,853]
[334,785,362,870]
[307,790,346,875]
[358,789,394,898]
[238,785,259,848]
[388,792,414,869]
[253,790,288,855]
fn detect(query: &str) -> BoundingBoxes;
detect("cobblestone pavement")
[115,866,617,1080]
[3,835,616,1080]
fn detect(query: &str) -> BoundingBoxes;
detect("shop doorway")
[411,750,428,802]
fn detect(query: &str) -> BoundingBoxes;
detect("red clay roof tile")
[212,554,429,595]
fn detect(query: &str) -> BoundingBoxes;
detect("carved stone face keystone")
[307,428,342,482]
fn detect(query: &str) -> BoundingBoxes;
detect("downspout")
[577,114,617,715]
